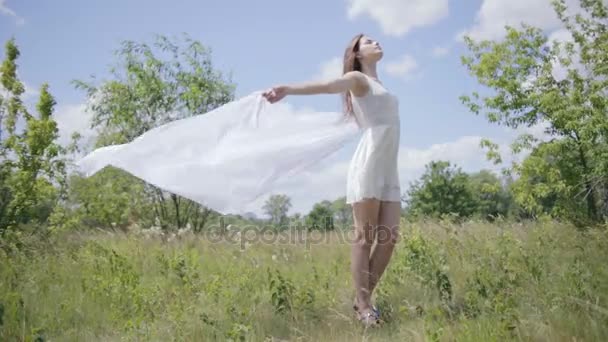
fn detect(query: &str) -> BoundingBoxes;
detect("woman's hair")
[342,33,364,116]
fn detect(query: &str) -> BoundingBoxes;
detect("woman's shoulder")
[344,71,372,98]
[343,70,370,83]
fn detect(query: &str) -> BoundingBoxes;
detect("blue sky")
[0,0,570,216]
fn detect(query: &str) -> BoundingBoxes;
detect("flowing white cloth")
[75,91,362,215]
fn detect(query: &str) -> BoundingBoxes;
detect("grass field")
[1,219,607,341]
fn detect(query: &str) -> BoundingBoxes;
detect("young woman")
[263,33,402,327]
[75,33,401,328]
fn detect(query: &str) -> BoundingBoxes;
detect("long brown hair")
[342,33,364,116]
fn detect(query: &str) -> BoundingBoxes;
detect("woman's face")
[357,35,383,63]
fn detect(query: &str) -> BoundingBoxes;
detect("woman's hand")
[262,86,289,104]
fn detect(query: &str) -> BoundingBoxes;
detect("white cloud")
[522,121,551,141]
[548,27,573,44]
[313,57,343,81]
[521,27,585,90]
[548,29,573,82]
[458,0,581,41]
[509,120,553,145]
[432,46,450,58]
[384,54,419,80]
[1,82,96,149]
[53,103,96,148]
[546,28,587,81]
[0,0,24,25]
[23,82,39,101]
[0,79,38,101]
[397,136,513,186]
[347,0,449,37]
[0,81,93,147]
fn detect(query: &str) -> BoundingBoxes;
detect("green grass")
[1,219,608,341]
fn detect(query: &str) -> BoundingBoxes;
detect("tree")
[331,196,353,229]
[405,161,478,219]
[305,202,334,231]
[61,168,151,229]
[469,170,514,220]
[0,38,67,234]
[290,212,302,222]
[74,33,235,146]
[460,0,607,224]
[262,194,292,227]
[70,34,235,231]
[510,140,595,224]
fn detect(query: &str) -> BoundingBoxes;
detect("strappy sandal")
[353,298,382,327]
[358,309,381,327]
[353,298,381,319]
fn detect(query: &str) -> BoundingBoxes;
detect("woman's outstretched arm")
[263,71,369,103]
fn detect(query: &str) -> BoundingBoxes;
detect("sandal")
[353,298,382,326]
[358,309,381,327]
[353,298,381,319]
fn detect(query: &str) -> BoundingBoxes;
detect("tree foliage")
[0,38,67,234]
[405,161,478,219]
[331,196,353,229]
[469,170,515,220]
[460,0,608,224]
[305,202,335,231]
[74,33,235,146]
[262,194,292,227]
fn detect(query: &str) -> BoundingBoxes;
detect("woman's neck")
[361,63,379,82]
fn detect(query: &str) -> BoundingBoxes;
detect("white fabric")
[76,81,401,215]
[347,75,401,204]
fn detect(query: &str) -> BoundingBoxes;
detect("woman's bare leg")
[368,200,401,296]
[351,198,380,313]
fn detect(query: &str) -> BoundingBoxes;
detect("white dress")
[75,78,401,215]
[346,76,401,204]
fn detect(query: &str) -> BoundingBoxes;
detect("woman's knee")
[353,221,376,246]
[376,223,399,245]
